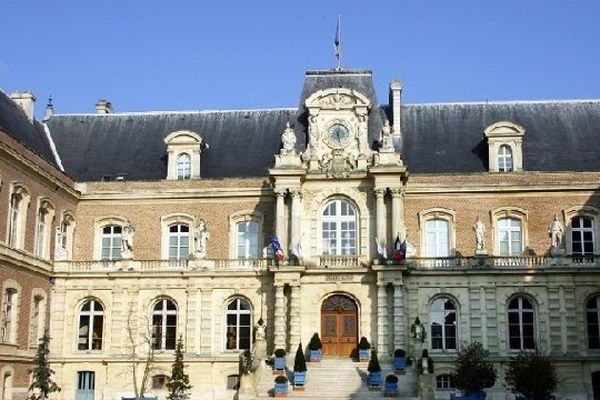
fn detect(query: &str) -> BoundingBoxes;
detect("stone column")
[275,189,287,243]
[289,189,302,256]
[375,188,387,243]
[390,187,404,239]
[288,282,301,352]
[377,282,389,356]
[393,284,406,351]
[273,283,286,351]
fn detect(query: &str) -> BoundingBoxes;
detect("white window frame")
[564,207,600,258]
[484,121,525,173]
[94,217,127,261]
[161,213,194,260]
[151,299,177,351]
[224,297,252,351]
[164,130,203,180]
[176,153,191,180]
[168,223,190,260]
[430,297,458,351]
[100,225,122,260]
[507,296,536,350]
[77,299,104,351]
[29,290,46,348]
[497,144,513,172]
[321,199,358,256]
[491,208,528,256]
[229,211,264,259]
[56,212,76,261]
[436,374,456,390]
[7,184,30,250]
[34,199,55,259]
[418,208,456,259]
[1,289,17,343]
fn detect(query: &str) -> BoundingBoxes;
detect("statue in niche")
[379,120,394,152]
[195,220,209,259]
[54,226,68,261]
[356,115,369,155]
[121,222,135,259]
[281,122,296,154]
[473,216,486,251]
[548,215,564,249]
[410,317,425,342]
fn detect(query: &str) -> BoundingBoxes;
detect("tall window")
[571,216,594,258]
[168,224,190,260]
[508,296,535,350]
[29,295,44,347]
[152,299,177,350]
[76,371,95,400]
[498,145,513,172]
[78,300,104,350]
[225,298,251,350]
[2,289,17,343]
[321,199,357,255]
[430,298,457,350]
[176,153,191,180]
[35,201,53,259]
[100,225,122,260]
[426,219,450,257]
[8,193,21,247]
[587,295,600,349]
[498,218,522,256]
[236,220,258,258]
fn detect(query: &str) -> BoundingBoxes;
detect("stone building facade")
[0,69,600,399]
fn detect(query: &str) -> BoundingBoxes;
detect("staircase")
[254,358,419,399]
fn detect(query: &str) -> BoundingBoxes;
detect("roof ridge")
[51,107,298,117]
[404,99,600,107]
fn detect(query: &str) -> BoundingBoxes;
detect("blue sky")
[1,1,599,118]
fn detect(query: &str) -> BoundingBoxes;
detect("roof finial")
[43,94,54,120]
[334,15,342,71]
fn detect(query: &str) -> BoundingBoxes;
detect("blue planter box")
[274,382,288,395]
[368,372,381,387]
[309,349,322,361]
[393,356,406,370]
[359,349,371,360]
[452,392,487,400]
[274,356,286,371]
[293,371,306,386]
[385,381,399,395]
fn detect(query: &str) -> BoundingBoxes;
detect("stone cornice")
[0,242,53,276]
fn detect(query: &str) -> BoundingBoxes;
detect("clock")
[327,124,350,147]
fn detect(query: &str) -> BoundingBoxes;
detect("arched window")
[152,299,177,350]
[29,294,46,347]
[8,186,29,249]
[57,212,75,261]
[571,216,594,258]
[498,218,522,256]
[176,153,191,180]
[508,296,535,350]
[225,298,251,351]
[168,224,190,260]
[78,299,104,350]
[237,220,258,258]
[430,298,457,350]
[425,219,450,257]
[321,199,357,255]
[586,295,600,349]
[152,374,169,390]
[1,289,17,343]
[35,200,54,259]
[498,145,513,172]
[101,225,122,260]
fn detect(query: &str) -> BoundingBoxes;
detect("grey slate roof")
[0,90,59,167]
[41,70,600,181]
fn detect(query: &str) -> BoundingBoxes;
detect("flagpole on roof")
[334,15,342,71]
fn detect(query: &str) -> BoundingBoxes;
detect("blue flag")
[268,235,286,262]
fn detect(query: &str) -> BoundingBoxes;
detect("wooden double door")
[321,294,358,358]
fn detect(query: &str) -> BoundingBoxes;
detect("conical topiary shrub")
[367,349,382,389]
[308,332,322,361]
[293,343,307,390]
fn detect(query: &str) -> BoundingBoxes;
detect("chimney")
[389,80,402,135]
[95,99,113,114]
[10,91,36,121]
[43,96,54,120]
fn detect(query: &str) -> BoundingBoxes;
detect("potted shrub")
[292,343,307,391]
[273,375,288,398]
[452,341,496,400]
[417,349,434,374]
[367,349,382,390]
[505,349,557,400]
[358,337,371,361]
[393,349,406,374]
[384,374,399,397]
[273,348,286,374]
[308,332,322,362]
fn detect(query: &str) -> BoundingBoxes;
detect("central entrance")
[321,294,358,357]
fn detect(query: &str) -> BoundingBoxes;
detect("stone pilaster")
[390,187,405,239]
[275,189,287,245]
[375,188,386,243]
[288,282,301,351]
[393,284,405,351]
[273,283,286,351]
[289,189,302,255]
[199,288,213,355]
[185,287,198,353]
[377,282,389,356]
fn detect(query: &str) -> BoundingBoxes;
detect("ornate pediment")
[305,88,371,111]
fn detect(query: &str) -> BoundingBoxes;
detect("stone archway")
[321,294,358,358]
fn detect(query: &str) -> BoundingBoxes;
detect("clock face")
[327,124,350,147]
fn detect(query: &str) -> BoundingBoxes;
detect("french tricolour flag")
[393,235,406,263]
[268,235,286,262]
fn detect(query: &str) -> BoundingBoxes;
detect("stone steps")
[254,358,418,399]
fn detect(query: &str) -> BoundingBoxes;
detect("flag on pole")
[268,234,286,263]
[374,237,388,259]
[393,235,406,263]
[334,15,341,66]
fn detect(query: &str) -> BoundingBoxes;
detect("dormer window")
[484,121,525,173]
[164,130,203,180]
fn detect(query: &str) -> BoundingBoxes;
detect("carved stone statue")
[411,317,425,343]
[54,226,68,261]
[255,319,266,340]
[473,216,486,251]
[121,223,134,259]
[195,220,209,259]
[548,215,564,249]
[281,122,296,154]
[380,120,394,152]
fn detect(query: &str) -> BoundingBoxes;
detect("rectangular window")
[2,290,15,342]
[426,219,450,257]
[236,221,258,258]
[498,218,522,256]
